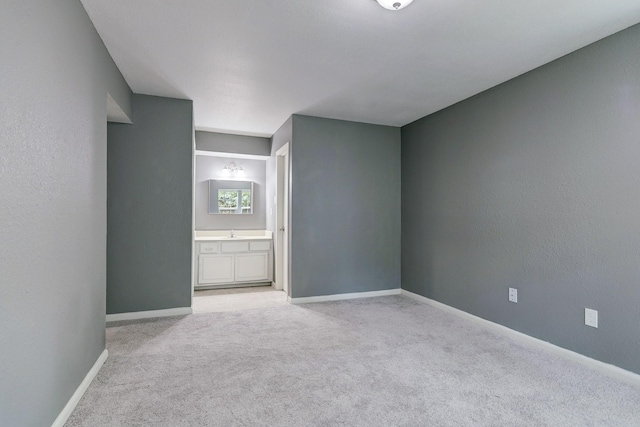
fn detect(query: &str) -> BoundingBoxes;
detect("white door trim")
[275,142,290,296]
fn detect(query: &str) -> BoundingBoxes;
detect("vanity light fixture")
[223,162,244,177]
[376,0,413,10]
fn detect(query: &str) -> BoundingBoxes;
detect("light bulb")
[376,0,413,10]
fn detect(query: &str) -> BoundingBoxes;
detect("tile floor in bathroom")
[192,285,288,313]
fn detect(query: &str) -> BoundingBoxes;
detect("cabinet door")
[198,254,234,284]
[234,253,269,282]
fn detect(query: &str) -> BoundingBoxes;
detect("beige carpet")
[192,286,288,313]
[66,296,640,426]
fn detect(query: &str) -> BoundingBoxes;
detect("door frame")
[275,142,290,296]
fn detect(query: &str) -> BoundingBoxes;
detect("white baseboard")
[106,307,192,322]
[401,289,640,387]
[289,288,401,304]
[51,349,108,427]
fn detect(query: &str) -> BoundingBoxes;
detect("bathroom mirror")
[208,180,253,214]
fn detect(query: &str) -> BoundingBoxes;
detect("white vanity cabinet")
[196,239,272,288]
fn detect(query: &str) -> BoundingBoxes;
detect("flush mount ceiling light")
[376,0,413,10]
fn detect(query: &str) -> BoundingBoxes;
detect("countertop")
[194,230,273,241]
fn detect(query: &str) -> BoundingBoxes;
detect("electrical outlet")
[585,308,598,328]
[509,288,518,303]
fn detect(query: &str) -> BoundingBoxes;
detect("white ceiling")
[81,0,640,137]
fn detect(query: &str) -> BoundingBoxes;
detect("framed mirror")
[208,180,253,214]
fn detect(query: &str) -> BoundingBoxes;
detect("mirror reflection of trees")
[218,189,252,214]
[218,190,239,214]
[241,190,251,212]
[209,180,253,215]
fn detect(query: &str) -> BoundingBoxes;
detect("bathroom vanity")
[194,230,273,289]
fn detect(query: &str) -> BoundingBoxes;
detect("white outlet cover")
[585,308,598,328]
[509,288,518,303]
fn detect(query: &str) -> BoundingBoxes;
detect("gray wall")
[402,24,640,374]
[291,115,401,298]
[0,1,132,425]
[107,95,193,314]
[195,155,267,230]
[196,131,270,157]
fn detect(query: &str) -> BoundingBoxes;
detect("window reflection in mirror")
[209,180,253,215]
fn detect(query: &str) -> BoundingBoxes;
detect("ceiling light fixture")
[376,0,413,10]
[222,162,244,177]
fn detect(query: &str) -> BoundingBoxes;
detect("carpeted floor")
[193,286,288,313]
[66,296,640,426]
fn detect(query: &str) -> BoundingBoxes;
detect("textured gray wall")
[196,131,270,157]
[402,24,640,374]
[195,155,267,230]
[107,95,193,314]
[0,1,131,425]
[291,116,401,298]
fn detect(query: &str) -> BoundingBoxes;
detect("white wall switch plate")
[509,288,518,303]
[585,308,598,328]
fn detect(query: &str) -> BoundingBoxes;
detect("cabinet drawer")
[221,241,250,253]
[199,242,219,253]
[249,241,271,251]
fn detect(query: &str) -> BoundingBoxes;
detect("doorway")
[275,142,290,296]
